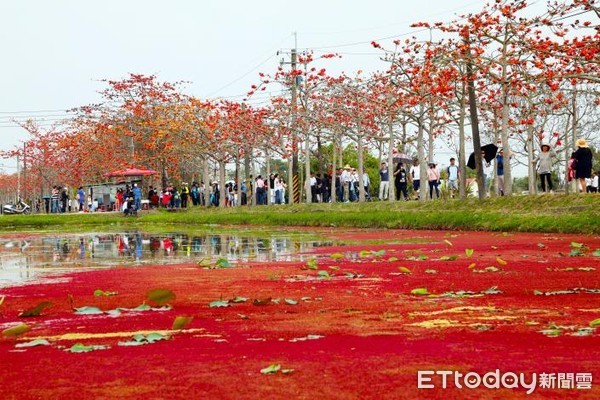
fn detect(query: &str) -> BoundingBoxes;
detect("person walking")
[409,160,420,200]
[378,162,390,200]
[341,165,352,202]
[447,157,459,198]
[133,183,142,212]
[427,162,440,200]
[50,186,59,214]
[77,186,85,212]
[532,143,557,193]
[573,138,593,193]
[393,162,408,201]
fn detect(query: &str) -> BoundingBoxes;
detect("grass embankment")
[0,194,598,234]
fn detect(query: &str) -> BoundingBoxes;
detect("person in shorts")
[409,160,420,199]
[447,157,459,198]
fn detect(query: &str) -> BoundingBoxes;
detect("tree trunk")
[287,156,294,205]
[417,116,427,202]
[527,126,536,195]
[458,82,467,199]
[357,132,365,203]
[218,157,226,208]
[466,51,485,200]
[202,156,210,207]
[235,153,241,207]
[305,132,311,204]
[387,118,396,203]
[499,34,513,196]
[266,149,272,205]
[330,138,337,204]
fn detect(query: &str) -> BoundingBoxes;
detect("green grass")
[1,194,599,234]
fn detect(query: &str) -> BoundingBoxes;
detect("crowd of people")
[32,138,598,214]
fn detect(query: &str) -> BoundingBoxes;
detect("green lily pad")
[306,258,318,270]
[118,332,168,347]
[94,289,118,297]
[209,300,230,308]
[74,306,103,315]
[15,339,50,348]
[411,288,429,296]
[590,318,600,327]
[2,323,31,338]
[19,301,52,318]
[260,364,281,374]
[317,270,330,279]
[465,248,474,257]
[172,316,193,330]
[146,288,175,306]
[68,343,109,353]
[215,258,231,268]
[231,296,248,303]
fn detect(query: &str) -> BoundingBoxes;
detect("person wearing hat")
[573,138,593,193]
[532,142,556,193]
[426,161,440,199]
[180,182,190,208]
[341,165,352,202]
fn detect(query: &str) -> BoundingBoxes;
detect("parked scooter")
[2,198,31,215]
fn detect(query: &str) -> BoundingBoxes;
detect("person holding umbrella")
[532,142,557,193]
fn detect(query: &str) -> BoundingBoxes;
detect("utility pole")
[280,33,300,204]
[16,152,20,201]
[22,142,27,202]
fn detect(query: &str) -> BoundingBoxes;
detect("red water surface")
[1,229,600,399]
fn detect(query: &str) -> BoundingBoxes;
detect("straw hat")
[576,138,589,148]
[344,164,351,169]
[540,142,551,150]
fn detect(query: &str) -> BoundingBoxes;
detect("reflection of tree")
[0,231,327,286]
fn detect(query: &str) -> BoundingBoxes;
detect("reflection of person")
[573,138,593,193]
[79,238,85,259]
[532,143,556,193]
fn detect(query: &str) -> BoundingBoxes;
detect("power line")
[0,108,73,115]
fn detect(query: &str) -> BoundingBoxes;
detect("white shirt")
[410,165,420,180]
[341,170,351,183]
[448,164,459,180]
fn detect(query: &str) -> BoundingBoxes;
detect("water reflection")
[0,231,333,287]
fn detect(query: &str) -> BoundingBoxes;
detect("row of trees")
[2,0,599,205]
